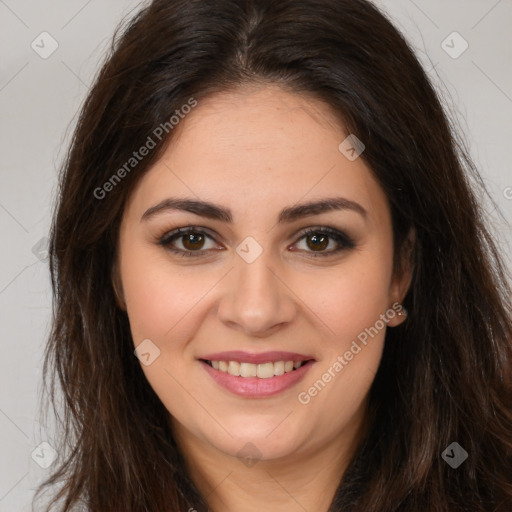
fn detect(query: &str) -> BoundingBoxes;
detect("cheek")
[121,246,213,345]
[120,248,215,422]
[294,247,394,348]
[292,278,390,446]
[290,245,393,426]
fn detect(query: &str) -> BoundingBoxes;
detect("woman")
[35,0,512,510]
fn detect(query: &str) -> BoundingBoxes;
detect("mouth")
[200,359,311,378]
[198,351,316,398]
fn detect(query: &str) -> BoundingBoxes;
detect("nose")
[216,251,297,337]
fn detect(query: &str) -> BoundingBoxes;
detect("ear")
[387,228,415,327]
[111,256,127,311]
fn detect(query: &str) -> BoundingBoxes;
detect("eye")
[158,225,355,258]
[158,226,220,256]
[292,227,355,257]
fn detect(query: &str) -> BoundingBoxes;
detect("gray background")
[0,0,511,510]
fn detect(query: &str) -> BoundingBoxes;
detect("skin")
[116,84,412,512]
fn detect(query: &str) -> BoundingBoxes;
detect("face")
[117,85,410,463]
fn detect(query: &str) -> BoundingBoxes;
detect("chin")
[202,416,307,460]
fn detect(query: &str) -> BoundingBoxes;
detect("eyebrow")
[141,196,367,224]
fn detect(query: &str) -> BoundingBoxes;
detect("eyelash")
[158,225,355,258]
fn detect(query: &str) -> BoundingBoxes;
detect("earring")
[397,305,408,318]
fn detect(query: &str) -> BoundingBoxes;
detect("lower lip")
[200,360,315,398]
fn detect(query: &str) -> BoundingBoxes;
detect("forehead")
[124,85,389,227]
[172,85,345,161]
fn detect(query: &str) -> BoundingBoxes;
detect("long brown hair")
[35,0,512,510]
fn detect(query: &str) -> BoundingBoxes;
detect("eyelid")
[158,225,355,257]
[158,225,222,252]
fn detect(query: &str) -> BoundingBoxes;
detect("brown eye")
[182,232,206,251]
[305,233,329,251]
[293,227,355,257]
[159,226,354,259]
[159,227,218,256]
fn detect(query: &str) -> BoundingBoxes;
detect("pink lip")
[200,350,314,364]
[199,359,315,398]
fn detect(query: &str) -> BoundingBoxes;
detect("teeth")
[240,362,257,377]
[228,361,241,376]
[274,361,284,376]
[208,360,305,378]
[257,362,274,379]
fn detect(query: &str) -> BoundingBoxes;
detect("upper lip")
[199,351,315,364]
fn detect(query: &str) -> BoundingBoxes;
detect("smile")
[204,359,308,378]
[198,351,316,398]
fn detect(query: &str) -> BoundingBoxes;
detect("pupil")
[184,233,204,250]
[307,233,328,251]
